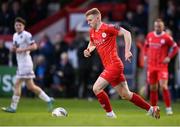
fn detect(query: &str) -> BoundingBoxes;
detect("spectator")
[29,0,48,25]
[0,1,12,34]
[0,40,9,65]
[76,32,94,98]
[135,33,146,95]
[47,0,60,15]
[34,55,47,88]
[38,33,55,65]
[53,33,68,65]
[133,4,148,34]
[52,52,75,97]
[10,0,26,33]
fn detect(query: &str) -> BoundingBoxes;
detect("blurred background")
[0,0,180,101]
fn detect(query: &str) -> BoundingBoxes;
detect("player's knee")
[93,86,100,94]
[120,95,126,100]
[120,93,131,100]
[160,84,168,90]
[14,84,19,90]
[150,85,158,91]
[27,85,35,91]
[120,95,129,100]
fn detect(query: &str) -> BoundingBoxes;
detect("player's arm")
[11,45,17,52]
[16,43,37,53]
[11,35,17,52]
[163,35,179,64]
[23,42,37,51]
[118,27,132,62]
[84,41,96,58]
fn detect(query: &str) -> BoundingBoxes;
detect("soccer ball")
[51,107,68,117]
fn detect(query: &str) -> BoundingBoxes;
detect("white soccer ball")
[52,107,68,117]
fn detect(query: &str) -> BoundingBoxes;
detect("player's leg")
[158,69,173,115]
[93,77,116,118]
[25,79,53,111]
[159,79,173,115]
[114,81,151,110]
[147,69,159,106]
[114,81,160,119]
[149,84,158,106]
[2,78,23,113]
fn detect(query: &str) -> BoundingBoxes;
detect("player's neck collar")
[154,31,165,37]
[17,31,24,35]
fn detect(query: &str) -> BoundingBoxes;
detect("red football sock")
[150,90,158,106]
[162,89,171,107]
[130,93,151,111]
[96,91,112,112]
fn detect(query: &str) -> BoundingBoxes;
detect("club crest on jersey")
[160,39,165,44]
[102,32,106,38]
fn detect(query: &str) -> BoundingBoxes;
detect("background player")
[2,17,53,113]
[84,8,160,119]
[144,18,179,115]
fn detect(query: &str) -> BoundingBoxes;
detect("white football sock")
[106,111,116,117]
[147,106,153,115]
[38,90,51,102]
[10,95,20,110]
[166,107,172,111]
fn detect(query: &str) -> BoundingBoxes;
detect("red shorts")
[100,64,126,87]
[147,68,168,84]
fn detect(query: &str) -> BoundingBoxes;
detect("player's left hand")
[125,51,132,62]
[163,57,171,64]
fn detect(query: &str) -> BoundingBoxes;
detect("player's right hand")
[83,49,91,57]
[125,51,132,62]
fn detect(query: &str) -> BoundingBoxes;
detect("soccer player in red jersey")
[144,18,179,115]
[84,8,160,119]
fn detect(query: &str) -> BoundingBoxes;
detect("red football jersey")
[144,31,178,69]
[89,23,123,68]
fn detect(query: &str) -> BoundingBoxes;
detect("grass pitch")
[0,98,180,126]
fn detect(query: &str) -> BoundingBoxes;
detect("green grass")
[0,98,180,126]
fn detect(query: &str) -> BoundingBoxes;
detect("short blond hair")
[85,8,101,17]
[155,18,164,24]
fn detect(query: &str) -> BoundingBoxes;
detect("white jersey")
[13,30,35,78]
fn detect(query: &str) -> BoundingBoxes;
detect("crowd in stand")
[0,0,65,34]
[0,0,180,99]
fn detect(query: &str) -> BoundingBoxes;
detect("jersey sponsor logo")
[92,33,106,46]
[94,40,105,46]
[149,42,161,48]
[102,32,107,38]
